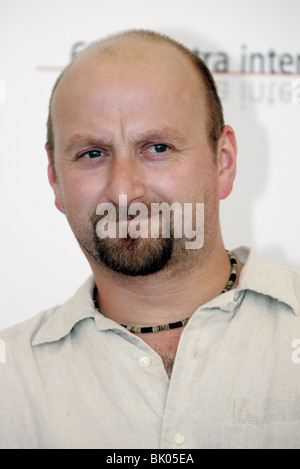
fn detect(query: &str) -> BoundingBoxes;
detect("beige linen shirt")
[1,246,300,449]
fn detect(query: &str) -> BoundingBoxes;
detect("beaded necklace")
[92,250,238,334]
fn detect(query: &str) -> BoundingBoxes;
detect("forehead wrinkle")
[63,133,114,153]
[127,126,189,146]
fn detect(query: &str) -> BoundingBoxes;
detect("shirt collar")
[232,246,299,315]
[32,246,299,345]
[32,277,96,346]
[192,246,299,315]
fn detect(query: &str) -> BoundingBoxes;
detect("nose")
[105,151,146,206]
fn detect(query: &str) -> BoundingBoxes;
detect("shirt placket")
[158,292,243,449]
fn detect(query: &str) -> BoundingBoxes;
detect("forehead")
[55,39,203,100]
[52,39,207,138]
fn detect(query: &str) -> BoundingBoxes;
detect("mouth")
[94,199,165,241]
[117,214,151,222]
[115,213,161,239]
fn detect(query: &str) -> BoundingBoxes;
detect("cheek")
[148,171,185,203]
[59,172,104,215]
[154,161,217,205]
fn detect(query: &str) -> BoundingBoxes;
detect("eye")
[147,144,170,154]
[81,150,104,159]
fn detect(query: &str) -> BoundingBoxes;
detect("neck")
[89,241,242,328]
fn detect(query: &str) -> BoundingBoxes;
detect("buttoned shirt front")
[1,246,300,449]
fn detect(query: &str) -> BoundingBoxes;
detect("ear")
[217,125,237,200]
[45,143,65,214]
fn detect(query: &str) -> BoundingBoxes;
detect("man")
[0,29,300,449]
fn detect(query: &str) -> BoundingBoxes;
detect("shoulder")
[289,268,300,310]
[0,304,58,342]
[234,246,300,315]
[0,306,59,367]
[0,276,95,371]
[0,276,95,351]
[290,268,300,290]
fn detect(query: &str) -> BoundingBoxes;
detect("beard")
[87,232,176,276]
[73,202,184,277]
[64,190,212,278]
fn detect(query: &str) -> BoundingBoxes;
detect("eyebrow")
[133,127,188,145]
[63,126,188,154]
[63,134,113,155]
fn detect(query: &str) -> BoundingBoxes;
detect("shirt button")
[173,432,185,445]
[139,356,152,368]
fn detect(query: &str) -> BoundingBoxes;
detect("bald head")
[46,29,224,165]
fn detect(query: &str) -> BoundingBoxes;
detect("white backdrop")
[0,0,299,329]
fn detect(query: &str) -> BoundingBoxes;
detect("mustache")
[90,200,159,226]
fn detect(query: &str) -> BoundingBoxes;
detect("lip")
[117,214,159,222]
[117,216,148,225]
